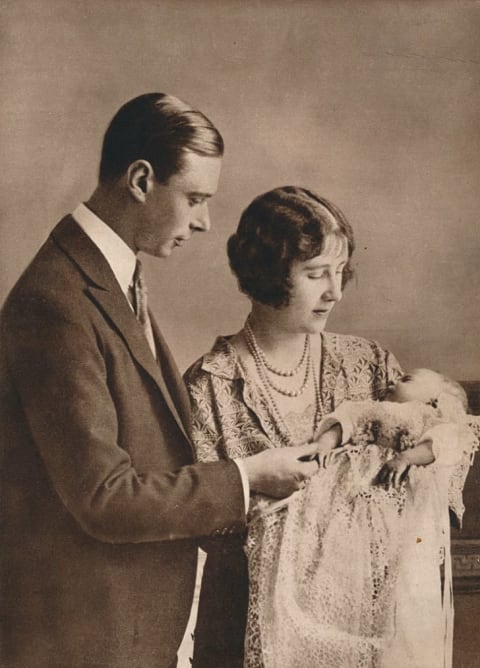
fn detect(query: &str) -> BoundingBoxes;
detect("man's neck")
[86,185,137,253]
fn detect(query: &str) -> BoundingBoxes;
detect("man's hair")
[227,186,355,308]
[99,93,224,185]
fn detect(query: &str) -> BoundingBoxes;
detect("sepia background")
[1,1,480,666]
[1,0,479,381]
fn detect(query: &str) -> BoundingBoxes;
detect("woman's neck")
[246,312,311,364]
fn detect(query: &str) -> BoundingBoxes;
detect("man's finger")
[296,441,321,459]
[298,458,319,476]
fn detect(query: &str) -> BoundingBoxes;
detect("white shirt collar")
[72,203,137,295]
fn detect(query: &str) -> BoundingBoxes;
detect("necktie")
[131,260,156,358]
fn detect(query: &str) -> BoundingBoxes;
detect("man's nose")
[191,203,211,232]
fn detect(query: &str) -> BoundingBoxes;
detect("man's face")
[133,151,222,258]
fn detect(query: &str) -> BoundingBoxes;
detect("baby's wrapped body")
[245,400,477,668]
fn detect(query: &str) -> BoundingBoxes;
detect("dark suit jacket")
[0,216,245,667]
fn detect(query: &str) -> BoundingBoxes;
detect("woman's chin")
[308,318,329,334]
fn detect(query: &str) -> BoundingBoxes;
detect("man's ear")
[127,160,155,202]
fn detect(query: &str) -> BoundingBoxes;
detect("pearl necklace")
[245,318,309,377]
[243,322,323,443]
[244,322,311,398]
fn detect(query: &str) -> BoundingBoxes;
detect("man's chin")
[148,245,174,259]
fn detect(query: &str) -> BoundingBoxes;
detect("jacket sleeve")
[2,293,246,544]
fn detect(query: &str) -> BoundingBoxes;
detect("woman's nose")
[324,276,342,302]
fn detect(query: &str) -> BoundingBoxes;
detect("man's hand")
[312,424,343,468]
[243,442,319,498]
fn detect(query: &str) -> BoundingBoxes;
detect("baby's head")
[386,368,468,412]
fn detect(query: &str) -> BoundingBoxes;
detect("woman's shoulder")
[322,332,402,392]
[184,335,242,386]
[323,331,393,358]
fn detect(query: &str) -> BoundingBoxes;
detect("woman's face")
[275,234,349,334]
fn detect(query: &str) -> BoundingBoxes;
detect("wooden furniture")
[452,381,480,667]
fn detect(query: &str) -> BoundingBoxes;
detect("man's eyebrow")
[187,190,213,198]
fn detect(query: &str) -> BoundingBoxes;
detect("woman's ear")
[127,160,155,202]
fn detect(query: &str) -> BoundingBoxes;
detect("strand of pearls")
[244,322,311,398]
[311,348,323,434]
[245,318,309,377]
[243,321,324,444]
[244,329,296,445]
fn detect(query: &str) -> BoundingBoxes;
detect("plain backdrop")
[1,0,479,379]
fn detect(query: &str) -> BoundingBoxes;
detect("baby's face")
[386,368,443,404]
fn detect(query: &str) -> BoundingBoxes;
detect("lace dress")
[186,334,480,668]
[185,332,403,666]
[245,400,479,668]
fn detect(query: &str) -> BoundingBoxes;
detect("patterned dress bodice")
[185,332,403,465]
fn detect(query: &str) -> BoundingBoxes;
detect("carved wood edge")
[451,539,480,593]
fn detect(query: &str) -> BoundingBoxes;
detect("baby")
[245,369,478,667]
[314,367,469,493]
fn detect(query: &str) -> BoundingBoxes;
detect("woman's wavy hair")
[227,186,355,307]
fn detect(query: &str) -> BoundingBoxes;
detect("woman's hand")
[376,455,410,489]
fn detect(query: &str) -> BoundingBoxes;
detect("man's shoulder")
[1,217,90,324]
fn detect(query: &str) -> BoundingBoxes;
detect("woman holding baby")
[185,186,478,668]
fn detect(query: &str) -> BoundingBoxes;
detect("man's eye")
[401,375,412,383]
[189,197,203,206]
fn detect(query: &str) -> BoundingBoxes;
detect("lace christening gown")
[246,400,478,668]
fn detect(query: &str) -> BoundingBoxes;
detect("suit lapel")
[52,216,191,442]
[149,314,192,437]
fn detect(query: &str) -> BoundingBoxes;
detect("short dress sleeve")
[184,361,224,463]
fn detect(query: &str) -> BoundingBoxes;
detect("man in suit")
[0,93,317,667]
